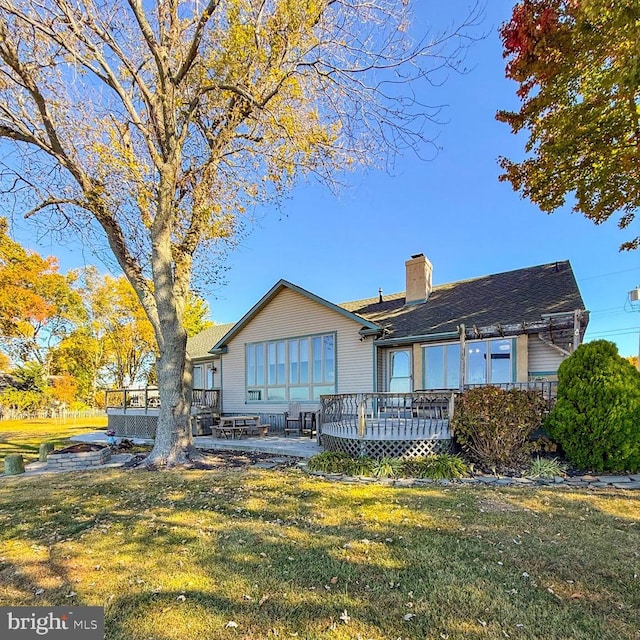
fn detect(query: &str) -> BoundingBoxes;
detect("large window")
[422,338,513,389]
[246,333,336,401]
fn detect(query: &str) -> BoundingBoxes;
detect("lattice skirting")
[108,414,158,439]
[321,434,452,459]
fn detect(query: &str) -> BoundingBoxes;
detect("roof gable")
[211,279,381,351]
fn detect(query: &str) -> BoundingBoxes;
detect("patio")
[72,431,321,459]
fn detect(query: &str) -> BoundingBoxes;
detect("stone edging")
[296,462,640,490]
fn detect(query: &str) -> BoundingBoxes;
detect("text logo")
[0,607,104,639]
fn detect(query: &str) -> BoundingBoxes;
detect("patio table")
[215,415,264,439]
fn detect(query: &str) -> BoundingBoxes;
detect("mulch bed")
[50,443,108,455]
[123,449,298,471]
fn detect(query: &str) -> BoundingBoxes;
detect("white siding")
[220,287,374,414]
[528,336,567,379]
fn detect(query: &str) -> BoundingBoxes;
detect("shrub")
[308,451,353,474]
[372,457,403,478]
[527,456,567,479]
[402,454,468,479]
[451,386,547,469]
[349,456,376,476]
[546,340,640,472]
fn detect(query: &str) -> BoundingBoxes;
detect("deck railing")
[319,392,455,440]
[319,383,558,441]
[104,387,221,412]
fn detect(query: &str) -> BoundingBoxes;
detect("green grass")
[0,416,107,472]
[0,467,638,639]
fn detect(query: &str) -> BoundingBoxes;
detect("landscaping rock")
[598,475,631,483]
[613,481,640,490]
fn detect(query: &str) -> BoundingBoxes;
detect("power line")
[587,329,638,337]
[578,267,640,282]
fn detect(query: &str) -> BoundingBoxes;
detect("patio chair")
[284,402,302,436]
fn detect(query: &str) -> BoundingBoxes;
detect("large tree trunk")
[141,172,197,467]
[146,323,194,466]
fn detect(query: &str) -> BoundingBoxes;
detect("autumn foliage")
[497,1,640,250]
[451,386,547,469]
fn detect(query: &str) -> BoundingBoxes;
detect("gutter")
[374,331,459,346]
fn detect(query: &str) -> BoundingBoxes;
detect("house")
[187,321,236,399]
[202,254,588,424]
[106,254,588,449]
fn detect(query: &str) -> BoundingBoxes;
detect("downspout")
[458,323,466,391]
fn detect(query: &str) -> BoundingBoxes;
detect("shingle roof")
[340,261,586,341]
[187,322,236,359]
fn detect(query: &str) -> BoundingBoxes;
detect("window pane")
[247,389,262,401]
[312,385,334,400]
[490,339,512,384]
[255,344,264,385]
[446,344,461,389]
[466,342,487,385]
[425,346,444,389]
[193,365,203,389]
[312,336,323,383]
[267,387,286,401]
[389,350,411,392]
[206,364,214,389]
[246,345,255,386]
[299,339,309,383]
[277,341,286,384]
[268,343,276,385]
[324,335,335,382]
[289,339,299,383]
[289,386,310,400]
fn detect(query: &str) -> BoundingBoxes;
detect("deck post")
[448,393,455,422]
[357,394,366,438]
[458,323,466,391]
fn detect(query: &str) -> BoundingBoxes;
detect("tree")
[49,271,213,399]
[0,217,84,366]
[497,1,640,250]
[547,340,640,472]
[47,328,104,405]
[0,1,479,466]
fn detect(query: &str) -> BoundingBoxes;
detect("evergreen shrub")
[546,340,640,472]
[451,386,547,468]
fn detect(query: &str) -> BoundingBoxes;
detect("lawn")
[0,466,638,640]
[0,415,107,472]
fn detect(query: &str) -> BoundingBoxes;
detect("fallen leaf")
[403,613,415,621]
[339,610,351,624]
[224,621,238,629]
[330,576,338,584]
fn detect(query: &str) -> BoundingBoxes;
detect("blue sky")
[9,1,640,357]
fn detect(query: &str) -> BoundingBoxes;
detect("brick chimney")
[405,253,432,305]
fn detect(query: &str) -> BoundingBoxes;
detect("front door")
[388,349,412,392]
